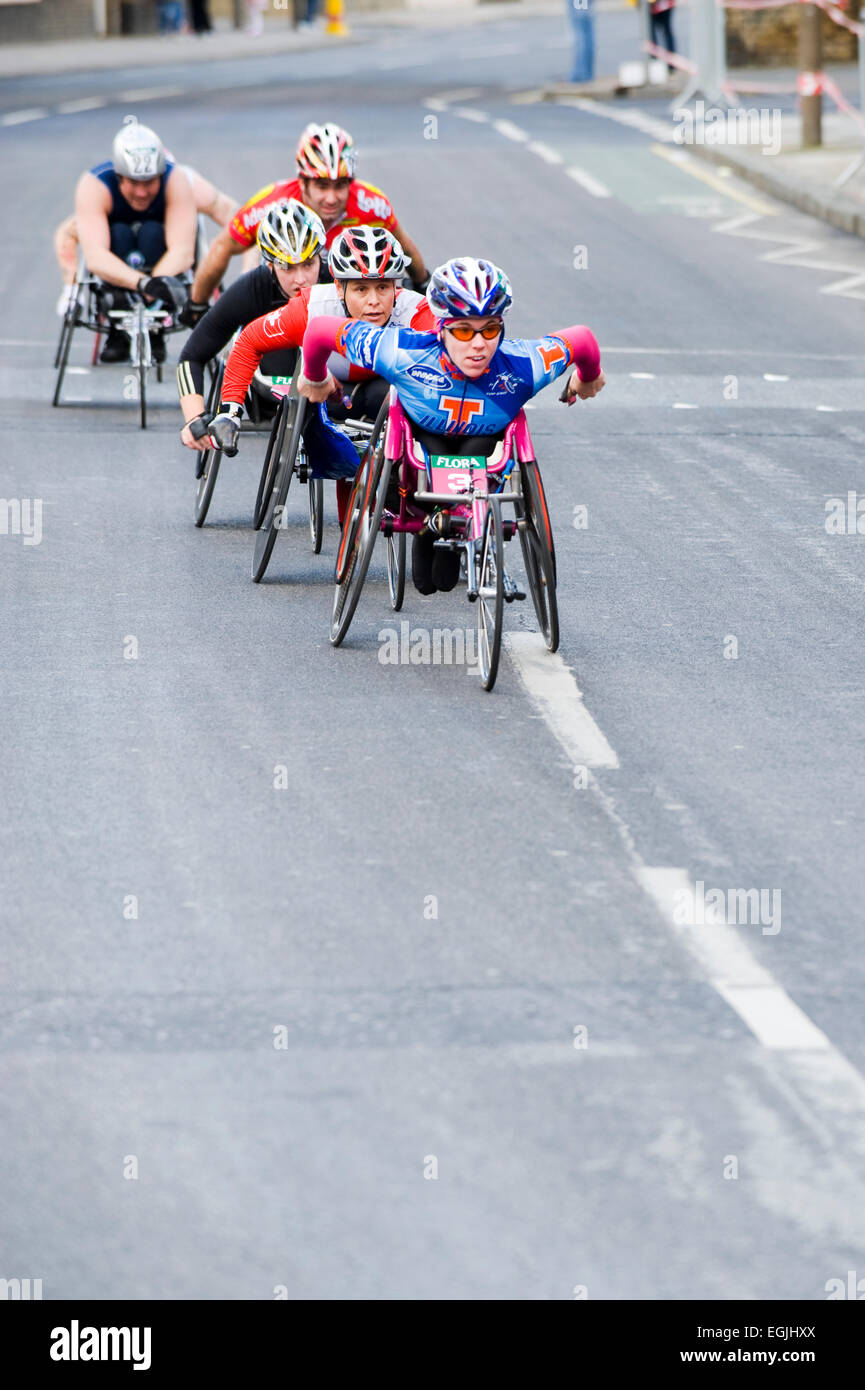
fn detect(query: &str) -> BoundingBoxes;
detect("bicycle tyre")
[517,462,558,652]
[330,450,391,647]
[251,383,305,583]
[253,396,287,530]
[386,530,406,611]
[309,477,324,554]
[477,494,505,691]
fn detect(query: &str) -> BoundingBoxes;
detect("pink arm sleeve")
[553,325,601,382]
[301,315,352,383]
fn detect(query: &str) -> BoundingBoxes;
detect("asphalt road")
[2,7,865,1300]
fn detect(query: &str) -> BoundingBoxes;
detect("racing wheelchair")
[52,257,186,430]
[329,391,558,692]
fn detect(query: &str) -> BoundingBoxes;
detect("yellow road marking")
[650,144,778,216]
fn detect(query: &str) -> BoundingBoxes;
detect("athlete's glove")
[208,407,241,456]
[137,275,187,312]
[178,295,210,329]
[186,413,213,442]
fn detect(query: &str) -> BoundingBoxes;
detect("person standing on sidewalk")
[566,0,596,85]
[648,0,676,72]
[188,0,212,34]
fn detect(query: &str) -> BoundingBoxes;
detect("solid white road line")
[565,166,611,198]
[504,633,619,769]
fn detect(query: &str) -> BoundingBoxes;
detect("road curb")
[689,143,865,241]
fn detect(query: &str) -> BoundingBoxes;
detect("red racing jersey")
[227,177,399,250]
[221,282,436,404]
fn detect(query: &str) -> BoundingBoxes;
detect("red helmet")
[328,227,407,281]
[295,122,356,180]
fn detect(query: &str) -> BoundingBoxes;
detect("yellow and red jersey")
[227,177,398,250]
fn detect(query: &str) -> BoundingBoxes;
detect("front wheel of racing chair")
[386,530,406,612]
[193,358,226,527]
[514,460,558,652]
[330,398,391,646]
[251,377,306,583]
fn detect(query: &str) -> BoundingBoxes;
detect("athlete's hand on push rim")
[180,422,209,452]
[561,367,606,405]
[298,371,344,405]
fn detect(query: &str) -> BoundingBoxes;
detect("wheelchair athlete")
[178,200,326,452]
[295,256,606,592]
[73,116,195,364]
[206,227,436,501]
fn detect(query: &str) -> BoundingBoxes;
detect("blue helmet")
[427,257,513,320]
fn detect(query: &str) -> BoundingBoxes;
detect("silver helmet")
[112,115,166,181]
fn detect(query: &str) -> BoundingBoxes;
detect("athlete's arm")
[220,294,309,407]
[548,326,604,402]
[186,168,238,228]
[151,169,197,277]
[190,227,244,304]
[74,171,143,291]
[390,217,428,288]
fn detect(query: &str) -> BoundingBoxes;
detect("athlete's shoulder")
[89,160,114,181]
[349,180,395,219]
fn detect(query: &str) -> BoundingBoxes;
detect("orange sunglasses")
[444,321,503,342]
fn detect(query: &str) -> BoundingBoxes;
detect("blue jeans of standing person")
[157,2,183,31]
[567,0,595,84]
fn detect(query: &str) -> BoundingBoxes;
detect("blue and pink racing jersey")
[301,316,601,436]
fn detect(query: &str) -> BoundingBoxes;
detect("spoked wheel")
[386,530,406,611]
[330,449,391,647]
[193,360,226,527]
[476,495,505,691]
[52,296,80,406]
[251,381,305,583]
[516,461,558,652]
[253,394,288,530]
[309,477,324,554]
[137,328,148,431]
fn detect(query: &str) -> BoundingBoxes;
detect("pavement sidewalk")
[541,64,865,241]
[0,1,623,80]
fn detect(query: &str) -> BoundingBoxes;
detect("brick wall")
[0,0,96,42]
[726,9,857,66]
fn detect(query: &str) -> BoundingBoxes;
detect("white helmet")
[329,226,407,281]
[112,115,166,181]
[257,199,326,267]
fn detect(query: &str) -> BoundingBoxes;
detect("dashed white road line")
[505,634,619,769]
[505,634,865,1112]
[453,107,490,124]
[492,118,529,142]
[526,140,563,165]
[565,166,611,198]
[426,87,481,111]
[56,97,107,115]
[116,86,184,103]
[1,108,48,126]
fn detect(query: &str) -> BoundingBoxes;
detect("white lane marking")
[673,402,699,409]
[427,87,482,110]
[526,139,563,165]
[66,367,90,375]
[493,118,529,142]
[56,97,107,114]
[817,404,843,412]
[1,108,48,126]
[565,166,611,198]
[558,96,674,143]
[453,107,490,123]
[764,373,790,381]
[630,371,656,379]
[637,868,831,1051]
[504,633,619,769]
[116,86,184,102]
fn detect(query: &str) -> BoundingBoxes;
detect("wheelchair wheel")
[52,295,80,407]
[386,531,406,612]
[193,361,226,527]
[251,381,305,583]
[330,444,391,647]
[516,461,558,652]
[137,327,148,431]
[253,395,288,531]
[477,495,505,691]
[309,477,324,554]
